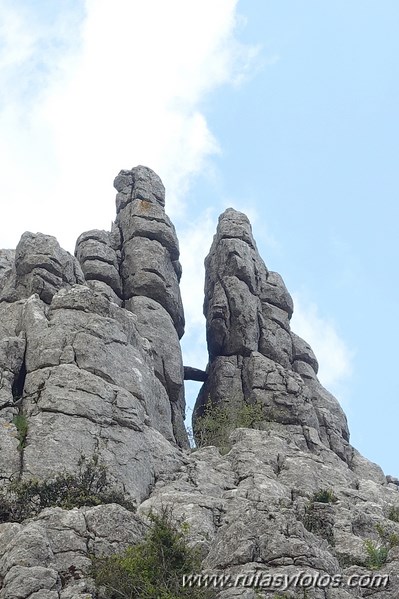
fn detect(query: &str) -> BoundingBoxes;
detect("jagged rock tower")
[193,208,350,463]
[0,167,398,599]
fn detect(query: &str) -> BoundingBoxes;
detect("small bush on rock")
[12,413,28,451]
[194,398,264,453]
[376,522,399,548]
[311,488,337,504]
[364,524,399,570]
[364,540,388,570]
[91,507,215,599]
[0,454,134,523]
[388,505,399,523]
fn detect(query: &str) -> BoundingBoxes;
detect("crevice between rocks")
[81,255,118,268]
[11,348,28,476]
[115,221,126,307]
[12,349,27,404]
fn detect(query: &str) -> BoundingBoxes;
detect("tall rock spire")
[113,166,184,338]
[194,208,351,462]
[75,166,187,447]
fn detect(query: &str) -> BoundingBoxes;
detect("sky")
[1,0,398,475]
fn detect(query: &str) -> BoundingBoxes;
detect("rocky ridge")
[0,167,398,599]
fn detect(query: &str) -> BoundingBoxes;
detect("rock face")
[1,170,399,599]
[114,165,184,337]
[75,166,187,448]
[0,233,85,304]
[193,209,350,463]
[0,166,189,495]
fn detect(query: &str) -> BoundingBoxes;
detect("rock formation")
[193,208,350,462]
[0,168,399,599]
[0,167,188,500]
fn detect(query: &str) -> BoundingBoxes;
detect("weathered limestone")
[194,208,350,463]
[19,287,183,500]
[0,283,185,501]
[0,233,85,305]
[0,170,189,594]
[143,428,399,599]
[125,296,187,447]
[74,166,187,447]
[113,165,184,338]
[75,228,122,300]
[0,168,189,496]
[0,250,15,291]
[0,504,146,598]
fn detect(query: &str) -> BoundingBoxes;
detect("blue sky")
[1,1,398,475]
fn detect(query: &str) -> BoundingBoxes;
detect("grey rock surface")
[125,296,187,448]
[0,166,191,597]
[0,504,146,598]
[0,233,85,304]
[73,166,188,446]
[18,287,184,500]
[0,250,15,291]
[114,166,185,338]
[144,428,399,598]
[194,208,350,463]
[184,366,207,381]
[75,229,122,298]
[0,286,185,500]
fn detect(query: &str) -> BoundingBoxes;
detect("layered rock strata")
[193,209,350,463]
[75,166,187,447]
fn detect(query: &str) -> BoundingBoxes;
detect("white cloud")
[291,293,354,396]
[179,208,217,380]
[0,0,258,252]
[179,209,217,327]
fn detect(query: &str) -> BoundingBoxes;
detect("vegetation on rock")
[0,454,134,523]
[91,506,215,599]
[364,524,399,570]
[194,398,264,453]
[388,505,399,523]
[311,488,338,504]
[12,413,29,451]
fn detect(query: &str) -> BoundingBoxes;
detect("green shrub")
[311,488,337,504]
[364,539,388,570]
[194,399,264,453]
[12,413,28,451]
[0,454,134,523]
[91,507,215,599]
[388,506,399,523]
[364,524,399,570]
